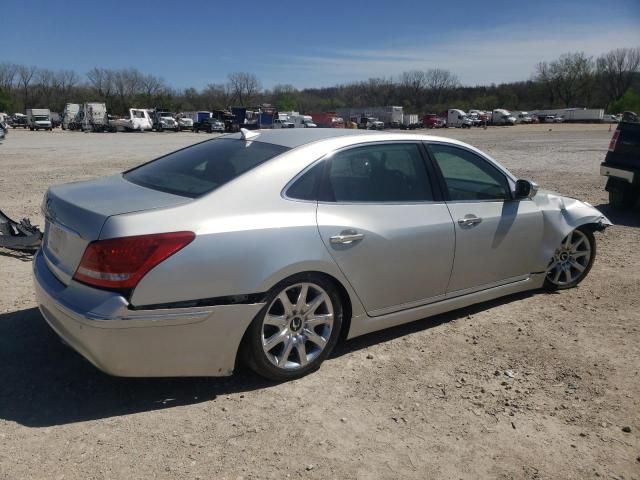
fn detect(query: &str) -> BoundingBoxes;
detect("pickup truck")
[601,111,640,209]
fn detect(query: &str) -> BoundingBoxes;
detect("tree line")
[0,47,638,117]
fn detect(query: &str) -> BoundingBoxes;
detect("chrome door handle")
[457,215,482,227]
[330,231,365,244]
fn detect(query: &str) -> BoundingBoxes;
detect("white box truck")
[26,108,52,131]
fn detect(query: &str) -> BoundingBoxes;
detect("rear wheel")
[544,227,596,290]
[243,274,343,381]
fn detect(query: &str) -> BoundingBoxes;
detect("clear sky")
[3,0,639,90]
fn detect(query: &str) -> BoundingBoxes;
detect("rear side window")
[286,162,324,201]
[124,139,289,198]
[324,143,433,202]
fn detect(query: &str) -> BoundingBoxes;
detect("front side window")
[125,139,289,198]
[323,143,433,203]
[428,144,510,201]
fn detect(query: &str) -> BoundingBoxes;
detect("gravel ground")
[0,125,638,480]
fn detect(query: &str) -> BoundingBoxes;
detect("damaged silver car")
[33,129,611,380]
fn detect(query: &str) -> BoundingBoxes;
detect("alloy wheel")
[546,229,592,287]
[261,282,334,370]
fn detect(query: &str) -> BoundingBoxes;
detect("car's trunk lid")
[42,174,190,285]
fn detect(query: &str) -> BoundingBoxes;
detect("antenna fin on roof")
[240,128,260,140]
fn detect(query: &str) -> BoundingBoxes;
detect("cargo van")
[26,108,52,131]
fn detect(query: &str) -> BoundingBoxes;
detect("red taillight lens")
[608,130,619,152]
[73,231,195,290]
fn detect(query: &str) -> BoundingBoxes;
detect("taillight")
[73,231,195,290]
[608,130,619,152]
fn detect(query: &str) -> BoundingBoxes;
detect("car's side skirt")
[347,273,545,339]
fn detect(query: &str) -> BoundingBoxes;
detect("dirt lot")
[0,125,638,480]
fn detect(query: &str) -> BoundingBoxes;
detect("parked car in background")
[10,113,28,129]
[516,112,534,124]
[553,115,564,123]
[50,112,61,128]
[543,115,556,123]
[601,111,640,209]
[175,113,194,131]
[603,114,620,123]
[357,116,384,130]
[34,129,610,381]
[194,117,225,133]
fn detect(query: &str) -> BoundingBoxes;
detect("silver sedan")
[33,129,611,380]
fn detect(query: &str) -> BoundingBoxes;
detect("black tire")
[544,227,596,291]
[609,187,637,210]
[242,273,344,381]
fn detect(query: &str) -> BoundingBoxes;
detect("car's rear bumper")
[33,250,265,377]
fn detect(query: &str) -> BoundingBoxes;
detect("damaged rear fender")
[532,191,612,271]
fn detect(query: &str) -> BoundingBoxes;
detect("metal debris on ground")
[0,209,43,251]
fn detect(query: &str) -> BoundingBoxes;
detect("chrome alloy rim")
[546,229,591,286]
[261,283,334,370]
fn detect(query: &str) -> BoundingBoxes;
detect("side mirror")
[515,179,538,199]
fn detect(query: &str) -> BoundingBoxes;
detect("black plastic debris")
[0,209,43,251]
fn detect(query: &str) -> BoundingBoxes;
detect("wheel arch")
[234,269,357,371]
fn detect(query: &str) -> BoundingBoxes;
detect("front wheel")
[544,227,596,290]
[243,274,343,381]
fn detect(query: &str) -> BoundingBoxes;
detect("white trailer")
[336,106,403,128]
[531,108,604,123]
[401,113,419,129]
[26,108,52,131]
[79,103,110,132]
[62,103,81,130]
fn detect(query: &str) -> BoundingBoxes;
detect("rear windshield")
[124,138,289,198]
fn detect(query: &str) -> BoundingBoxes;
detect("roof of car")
[223,128,379,148]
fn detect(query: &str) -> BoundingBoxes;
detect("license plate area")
[46,221,67,258]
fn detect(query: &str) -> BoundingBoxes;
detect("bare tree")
[17,65,38,107]
[202,83,234,110]
[597,47,640,106]
[57,70,80,101]
[425,68,459,105]
[36,69,58,106]
[536,52,593,107]
[227,72,261,106]
[87,67,114,100]
[141,73,165,98]
[0,62,18,90]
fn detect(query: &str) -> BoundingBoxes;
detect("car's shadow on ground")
[594,203,640,228]
[0,291,534,428]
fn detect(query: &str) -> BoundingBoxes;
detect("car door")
[426,142,543,295]
[313,142,456,316]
